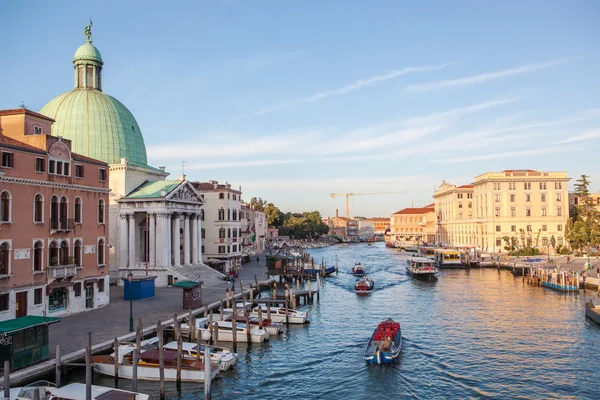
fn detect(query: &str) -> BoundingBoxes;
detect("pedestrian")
[567,256,570,264]
[256,256,260,265]
[596,266,599,278]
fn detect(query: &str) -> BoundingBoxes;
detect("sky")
[1,1,599,218]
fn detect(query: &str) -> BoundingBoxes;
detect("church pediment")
[166,182,204,205]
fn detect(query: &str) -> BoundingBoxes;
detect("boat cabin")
[417,247,436,259]
[408,257,436,270]
[434,249,462,267]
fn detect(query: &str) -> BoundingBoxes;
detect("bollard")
[55,345,61,388]
[213,321,219,344]
[132,349,138,392]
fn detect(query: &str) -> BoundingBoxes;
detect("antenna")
[19,101,27,109]
[181,161,187,176]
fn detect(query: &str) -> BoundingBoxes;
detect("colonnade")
[120,211,202,268]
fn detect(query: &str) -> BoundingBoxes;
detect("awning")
[84,278,98,286]
[46,281,73,295]
[0,315,61,334]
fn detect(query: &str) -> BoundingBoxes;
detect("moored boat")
[184,317,270,343]
[225,314,282,335]
[585,301,600,325]
[406,257,438,280]
[11,382,149,400]
[249,304,309,324]
[434,249,462,269]
[163,341,237,370]
[364,319,402,365]
[352,263,366,276]
[355,276,374,293]
[91,349,219,382]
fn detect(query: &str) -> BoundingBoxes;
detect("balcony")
[47,264,77,280]
[50,218,75,233]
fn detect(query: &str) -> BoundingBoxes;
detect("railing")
[50,218,75,232]
[47,264,77,279]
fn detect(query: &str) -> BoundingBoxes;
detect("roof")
[392,206,435,215]
[124,180,182,198]
[332,216,356,222]
[0,315,61,334]
[74,41,103,64]
[0,134,47,155]
[0,108,55,122]
[193,181,242,194]
[457,185,474,189]
[172,281,202,289]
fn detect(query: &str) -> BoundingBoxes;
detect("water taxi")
[406,257,439,280]
[352,263,366,276]
[163,341,238,370]
[355,276,374,293]
[91,349,220,382]
[364,319,402,365]
[433,249,462,269]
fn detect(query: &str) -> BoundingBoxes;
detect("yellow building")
[389,204,436,244]
[569,192,600,213]
[435,170,570,252]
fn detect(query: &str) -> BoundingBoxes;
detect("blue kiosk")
[122,274,157,300]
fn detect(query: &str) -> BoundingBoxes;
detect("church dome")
[39,22,148,167]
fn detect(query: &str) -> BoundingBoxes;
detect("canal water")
[71,242,599,399]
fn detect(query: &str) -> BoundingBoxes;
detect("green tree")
[570,175,599,256]
[249,197,268,211]
[264,202,282,226]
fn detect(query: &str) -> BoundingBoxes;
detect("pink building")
[0,108,111,320]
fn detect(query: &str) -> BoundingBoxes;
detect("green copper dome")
[39,22,148,167]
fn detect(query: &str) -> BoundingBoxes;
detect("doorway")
[15,292,27,318]
[85,284,94,309]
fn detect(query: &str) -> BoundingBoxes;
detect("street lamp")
[128,272,134,332]
[547,242,550,263]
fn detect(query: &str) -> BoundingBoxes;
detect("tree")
[264,202,282,226]
[570,175,599,256]
[249,197,268,211]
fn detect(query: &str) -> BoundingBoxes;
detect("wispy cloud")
[240,62,456,117]
[404,98,518,125]
[187,159,303,170]
[406,59,566,92]
[430,146,579,164]
[554,129,600,144]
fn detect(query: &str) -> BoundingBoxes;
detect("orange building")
[0,108,110,321]
[389,204,437,245]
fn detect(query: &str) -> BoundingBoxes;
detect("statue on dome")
[84,19,93,41]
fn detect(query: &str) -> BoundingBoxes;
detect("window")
[0,191,10,223]
[0,294,8,311]
[541,207,547,216]
[556,193,562,202]
[233,194,237,200]
[227,228,231,238]
[493,183,501,190]
[558,224,563,231]
[227,209,231,220]
[228,193,230,199]
[75,164,84,178]
[35,157,45,172]
[60,241,69,265]
[98,168,107,181]
[539,182,546,190]
[555,182,562,190]
[468,202,472,208]
[56,161,62,175]
[97,239,105,265]
[510,194,515,202]
[200,209,204,221]
[201,228,205,239]
[201,245,205,254]
[59,197,68,228]
[232,210,237,221]
[511,225,516,232]
[50,196,59,229]
[509,182,516,190]
[0,242,10,275]
[218,246,226,254]
[496,238,502,247]
[494,194,500,202]
[1,152,14,168]
[542,225,547,231]
[495,207,500,217]
[527,225,532,232]
[525,194,531,202]
[33,241,43,272]
[542,237,548,246]
[74,282,82,297]
[457,193,463,199]
[526,208,531,217]
[73,240,82,267]
[49,160,55,174]
[34,288,43,305]
[527,238,532,247]
[458,203,463,208]
[98,279,105,292]
[467,193,473,199]
[524,182,531,190]
[557,207,562,217]
[557,237,563,246]
[510,207,516,217]
[541,193,546,202]
[63,163,70,176]
[496,225,501,232]
[219,228,225,239]
[233,245,237,252]
[34,126,43,135]
[33,194,43,223]
[74,198,82,223]
[219,193,225,200]
[49,241,59,266]
[98,199,105,223]
[218,208,225,221]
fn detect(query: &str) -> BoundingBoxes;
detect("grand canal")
[75,242,599,399]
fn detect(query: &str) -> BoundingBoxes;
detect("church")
[39,23,224,287]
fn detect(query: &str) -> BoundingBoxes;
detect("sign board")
[14,249,31,260]
[84,245,96,254]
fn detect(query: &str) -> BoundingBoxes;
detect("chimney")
[178,174,186,181]
[336,209,338,218]
[159,166,166,172]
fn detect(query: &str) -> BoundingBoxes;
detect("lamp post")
[547,243,550,263]
[128,272,134,332]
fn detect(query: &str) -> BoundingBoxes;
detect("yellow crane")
[330,191,408,218]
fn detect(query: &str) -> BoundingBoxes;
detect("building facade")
[434,170,570,252]
[194,181,242,273]
[389,204,436,245]
[569,192,600,213]
[240,205,266,260]
[328,215,359,241]
[0,108,110,321]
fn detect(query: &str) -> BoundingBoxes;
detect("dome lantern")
[73,20,103,91]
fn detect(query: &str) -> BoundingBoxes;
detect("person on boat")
[378,336,392,352]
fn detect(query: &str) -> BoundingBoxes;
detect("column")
[149,213,156,267]
[192,214,199,264]
[183,214,191,265]
[128,213,136,268]
[164,213,172,267]
[173,213,181,266]
[197,216,203,263]
[155,214,164,267]
[119,213,129,267]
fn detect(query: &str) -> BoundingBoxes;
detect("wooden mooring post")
[114,337,119,382]
[258,307,263,328]
[157,322,165,399]
[267,303,272,320]
[226,289,230,308]
[196,334,202,360]
[85,346,92,400]
[55,344,61,388]
[173,313,180,339]
[176,334,183,388]
[4,360,10,400]
[136,318,142,352]
[307,279,312,304]
[254,274,260,298]
[213,321,219,344]
[132,349,139,392]
[231,303,238,352]
[204,347,212,400]
[220,300,224,321]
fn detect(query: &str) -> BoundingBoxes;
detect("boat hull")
[541,281,579,292]
[585,303,600,325]
[364,319,402,365]
[406,268,437,280]
[93,362,219,383]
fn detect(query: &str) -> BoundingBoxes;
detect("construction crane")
[330,191,408,218]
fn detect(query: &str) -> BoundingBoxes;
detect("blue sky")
[1,1,599,217]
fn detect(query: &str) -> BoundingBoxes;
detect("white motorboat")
[406,257,439,280]
[250,304,309,324]
[182,317,269,343]
[91,349,219,383]
[109,337,160,363]
[163,341,238,370]
[224,314,282,335]
[11,381,149,400]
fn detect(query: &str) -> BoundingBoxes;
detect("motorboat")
[11,382,150,400]
[352,263,366,276]
[406,257,438,280]
[355,276,374,293]
[433,249,462,269]
[182,317,269,343]
[250,304,309,324]
[585,301,600,325]
[91,349,220,383]
[364,319,402,365]
[107,337,160,363]
[163,341,237,370]
[224,314,282,335]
